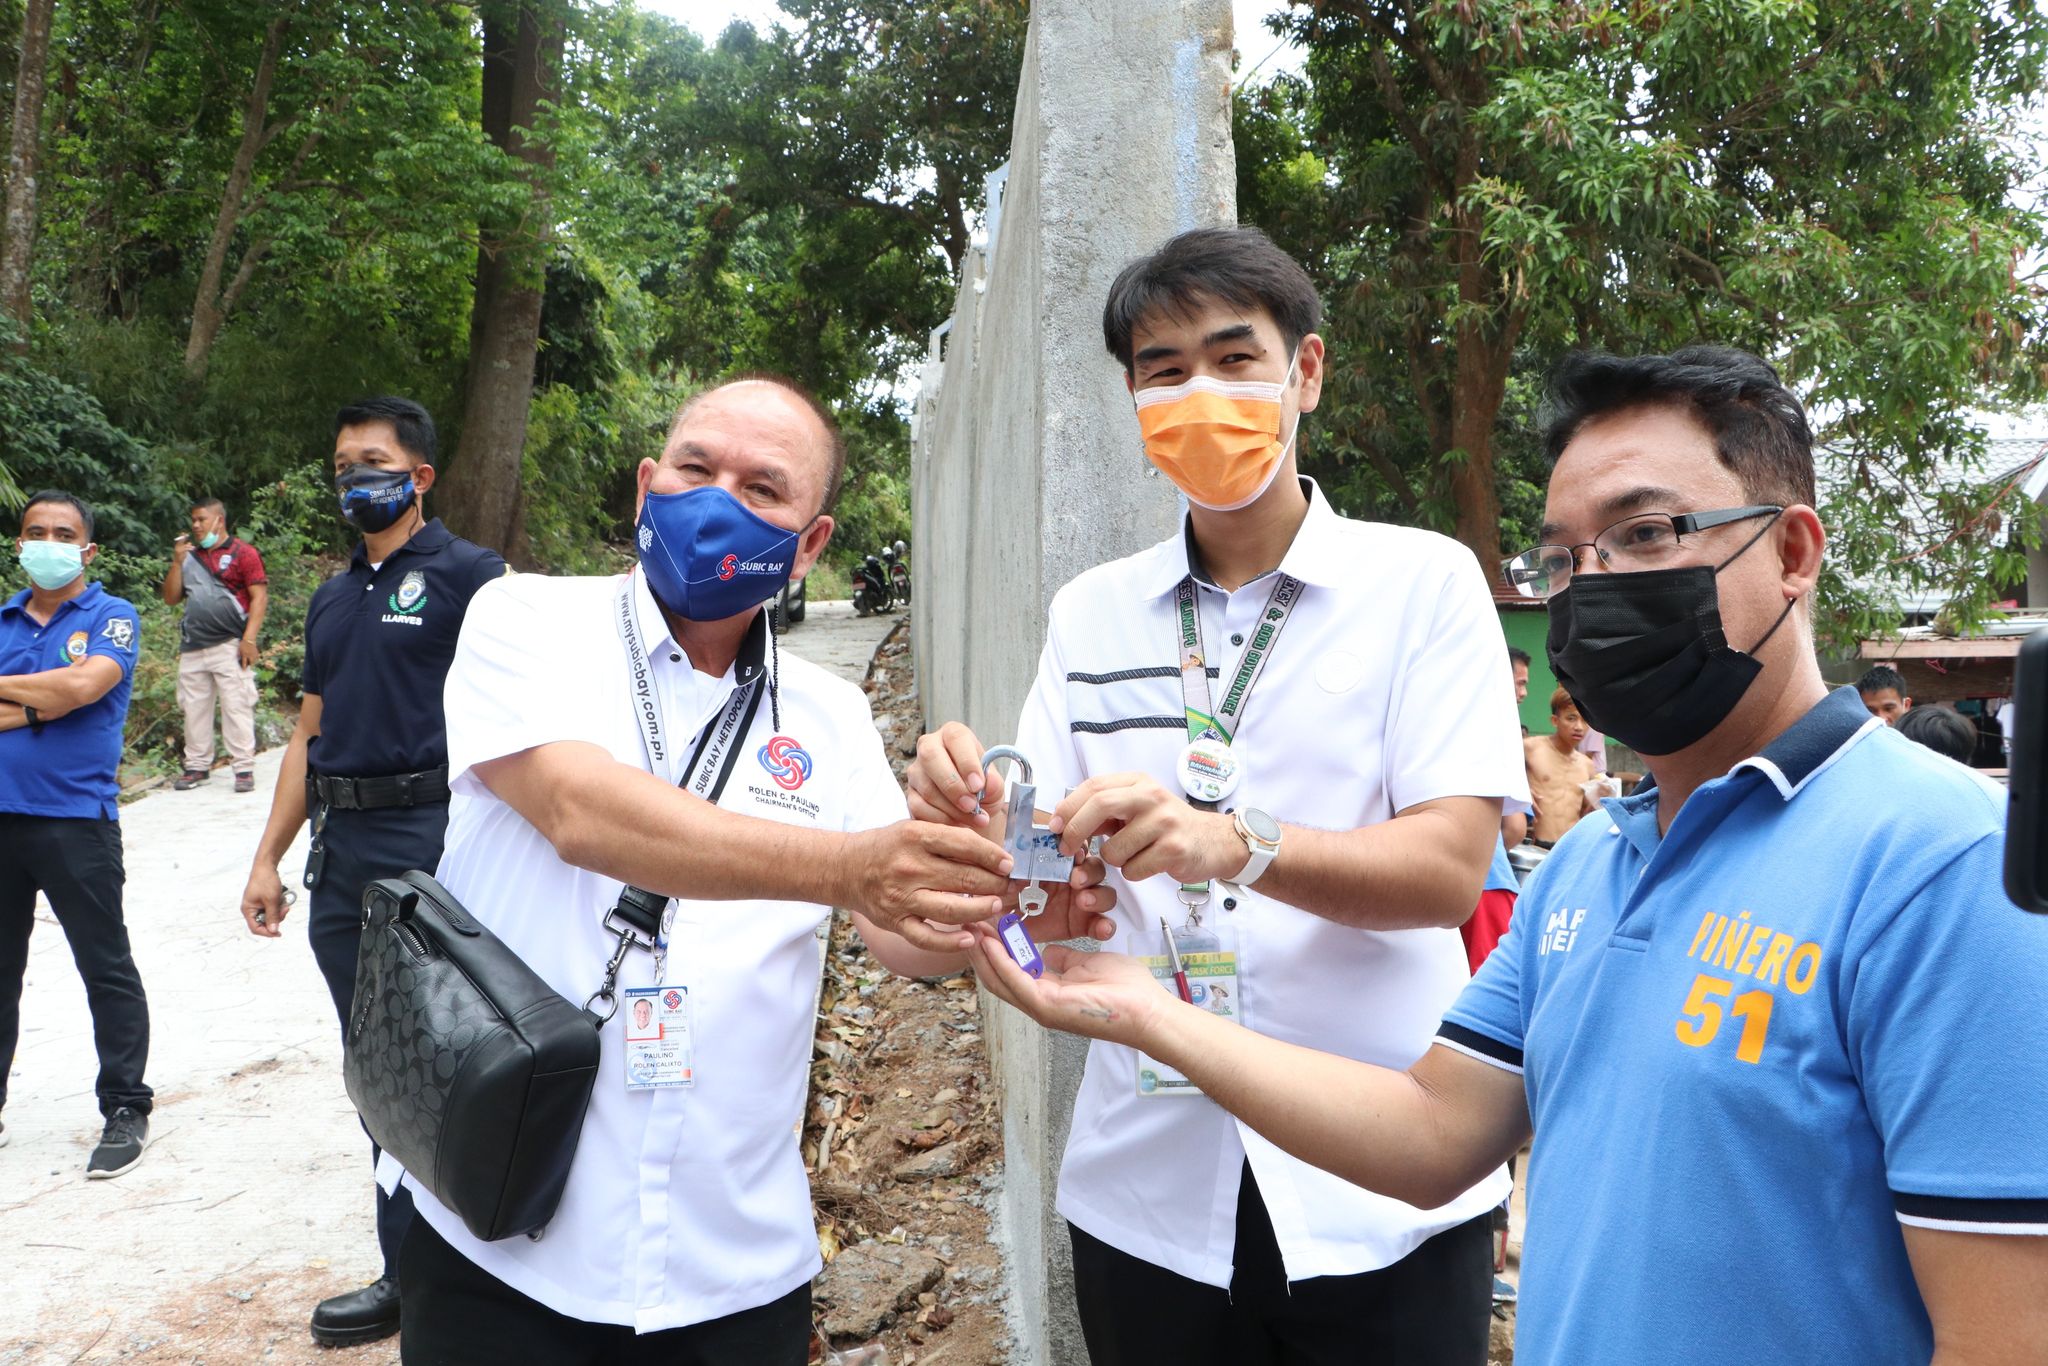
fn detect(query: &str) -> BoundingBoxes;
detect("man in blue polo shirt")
[0,490,154,1179]
[967,347,2048,1364]
[237,396,505,1347]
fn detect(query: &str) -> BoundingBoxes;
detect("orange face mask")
[1134,354,1300,511]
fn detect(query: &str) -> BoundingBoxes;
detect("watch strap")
[1232,808,1280,887]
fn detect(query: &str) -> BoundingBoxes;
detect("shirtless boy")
[1523,688,1598,845]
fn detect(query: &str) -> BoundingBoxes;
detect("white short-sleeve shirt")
[1013,479,1531,1287]
[376,570,906,1332]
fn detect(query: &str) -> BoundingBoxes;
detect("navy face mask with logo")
[636,485,802,622]
[337,464,418,534]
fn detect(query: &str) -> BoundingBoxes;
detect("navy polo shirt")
[301,519,505,778]
[0,582,142,820]
[1440,687,2048,1365]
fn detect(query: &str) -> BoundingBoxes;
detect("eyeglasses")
[1502,505,1783,600]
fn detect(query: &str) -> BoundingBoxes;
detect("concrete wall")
[909,3,1236,1360]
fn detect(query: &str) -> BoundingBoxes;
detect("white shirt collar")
[1134,476,1349,599]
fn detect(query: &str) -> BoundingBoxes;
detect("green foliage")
[0,330,181,569]
[1249,0,2048,646]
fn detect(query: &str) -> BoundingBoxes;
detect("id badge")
[1136,924,1238,1098]
[622,985,695,1091]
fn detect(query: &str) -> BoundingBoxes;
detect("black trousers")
[399,1217,813,1365]
[1070,1162,1493,1366]
[307,801,448,1278]
[0,813,151,1118]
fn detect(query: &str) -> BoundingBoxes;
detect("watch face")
[1243,808,1282,844]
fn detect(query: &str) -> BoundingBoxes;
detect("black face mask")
[336,464,418,535]
[1545,526,1795,757]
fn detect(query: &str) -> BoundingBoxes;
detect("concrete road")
[0,599,894,1364]
[778,596,903,681]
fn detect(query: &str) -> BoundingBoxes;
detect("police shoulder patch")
[100,616,136,652]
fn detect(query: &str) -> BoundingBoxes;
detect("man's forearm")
[1146,1003,1528,1209]
[0,668,99,712]
[492,743,862,907]
[255,729,313,864]
[1253,804,1494,931]
[245,586,268,642]
[0,702,25,733]
[160,559,183,606]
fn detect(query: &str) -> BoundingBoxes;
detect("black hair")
[672,374,848,515]
[191,495,227,526]
[1508,645,1532,667]
[22,489,94,541]
[1102,226,1322,374]
[1897,705,1975,764]
[1540,347,1815,508]
[1856,665,1908,697]
[334,395,437,464]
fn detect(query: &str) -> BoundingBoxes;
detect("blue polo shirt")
[301,519,505,778]
[0,582,142,820]
[1440,686,2048,1366]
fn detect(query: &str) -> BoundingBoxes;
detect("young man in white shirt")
[909,227,1528,1366]
[384,377,1117,1362]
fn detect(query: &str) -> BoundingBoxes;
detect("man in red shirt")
[161,497,268,793]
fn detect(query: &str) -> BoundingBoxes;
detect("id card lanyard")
[1172,571,1303,917]
[587,573,763,1019]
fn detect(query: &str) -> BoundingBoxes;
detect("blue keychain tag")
[996,911,1044,978]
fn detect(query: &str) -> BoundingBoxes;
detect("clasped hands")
[901,721,1253,1047]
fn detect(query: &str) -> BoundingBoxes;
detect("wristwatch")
[23,705,42,734]
[1230,807,1282,887]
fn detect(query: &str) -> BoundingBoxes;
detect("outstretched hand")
[963,922,1176,1053]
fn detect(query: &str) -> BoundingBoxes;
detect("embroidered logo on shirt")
[65,630,88,663]
[218,553,232,572]
[100,617,135,652]
[757,735,813,790]
[638,524,654,551]
[387,570,428,616]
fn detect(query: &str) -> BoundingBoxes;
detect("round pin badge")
[1177,736,1242,803]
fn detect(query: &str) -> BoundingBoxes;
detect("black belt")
[308,766,450,811]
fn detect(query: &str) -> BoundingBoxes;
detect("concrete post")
[910,4,1236,1360]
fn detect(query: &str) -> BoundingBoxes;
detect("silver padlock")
[979,746,1076,889]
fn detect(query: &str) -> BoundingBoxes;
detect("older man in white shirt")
[382,376,1116,1363]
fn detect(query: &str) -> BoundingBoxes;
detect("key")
[1018,881,1048,918]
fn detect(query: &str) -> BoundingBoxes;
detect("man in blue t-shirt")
[965,347,2048,1363]
[0,490,153,1179]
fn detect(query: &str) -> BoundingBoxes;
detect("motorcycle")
[887,539,911,605]
[852,551,894,616]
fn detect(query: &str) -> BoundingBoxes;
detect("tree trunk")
[1438,168,1523,573]
[0,0,56,346]
[184,15,288,381]
[437,1,561,559]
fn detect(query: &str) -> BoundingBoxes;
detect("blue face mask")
[18,540,86,591]
[336,464,418,534]
[636,486,803,622]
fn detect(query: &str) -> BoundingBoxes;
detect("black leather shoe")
[310,1275,400,1347]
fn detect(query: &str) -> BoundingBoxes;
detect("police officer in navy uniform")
[238,397,505,1348]
[0,491,153,1179]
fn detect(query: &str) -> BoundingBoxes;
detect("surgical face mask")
[636,485,802,622]
[198,530,223,550]
[1134,351,1301,511]
[18,540,86,591]
[336,464,418,534]
[1545,519,1793,756]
